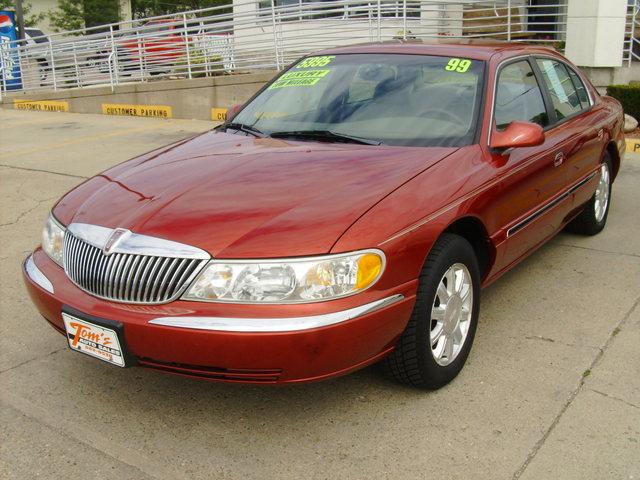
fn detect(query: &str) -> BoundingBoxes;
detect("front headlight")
[183,250,385,303]
[42,213,66,267]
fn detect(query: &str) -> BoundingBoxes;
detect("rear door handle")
[554,152,565,167]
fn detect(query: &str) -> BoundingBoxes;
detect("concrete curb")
[0,72,275,121]
[626,137,640,155]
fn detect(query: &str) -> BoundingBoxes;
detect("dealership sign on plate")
[63,313,126,367]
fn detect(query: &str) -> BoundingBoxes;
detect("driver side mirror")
[490,121,545,152]
[226,104,243,122]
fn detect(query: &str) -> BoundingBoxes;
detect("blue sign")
[0,10,23,90]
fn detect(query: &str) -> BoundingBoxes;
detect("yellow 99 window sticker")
[445,58,473,73]
[296,55,335,69]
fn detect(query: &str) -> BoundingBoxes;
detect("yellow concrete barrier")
[102,103,172,119]
[626,137,640,155]
[14,100,69,112]
[211,107,228,121]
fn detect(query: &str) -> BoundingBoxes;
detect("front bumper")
[23,249,417,384]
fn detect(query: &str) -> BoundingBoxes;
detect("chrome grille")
[63,230,208,304]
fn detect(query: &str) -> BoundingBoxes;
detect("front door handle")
[554,152,565,167]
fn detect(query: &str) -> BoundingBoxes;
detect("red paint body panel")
[54,133,455,258]
[25,42,625,383]
[25,249,416,383]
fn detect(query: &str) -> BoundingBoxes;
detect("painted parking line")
[0,117,65,129]
[0,124,164,159]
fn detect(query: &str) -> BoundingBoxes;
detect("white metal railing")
[0,0,569,96]
[624,0,640,65]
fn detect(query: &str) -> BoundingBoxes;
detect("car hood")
[54,131,456,258]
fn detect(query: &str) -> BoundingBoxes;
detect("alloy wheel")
[429,263,473,366]
[594,162,610,223]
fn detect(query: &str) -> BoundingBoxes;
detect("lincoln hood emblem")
[103,228,130,255]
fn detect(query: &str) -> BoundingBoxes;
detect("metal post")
[107,51,115,91]
[72,42,81,88]
[402,0,407,39]
[270,0,281,70]
[377,0,381,42]
[368,3,373,42]
[109,25,119,85]
[182,14,193,79]
[16,45,24,90]
[629,2,638,67]
[507,0,512,42]
[136,31,145,79]
[48,41,57,91]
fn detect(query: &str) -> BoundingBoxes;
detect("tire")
[566,154,613,236]
[382,233,481,389]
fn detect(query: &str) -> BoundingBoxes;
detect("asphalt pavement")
[1,108,638,480]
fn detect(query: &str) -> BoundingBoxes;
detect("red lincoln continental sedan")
[23,41,625,389]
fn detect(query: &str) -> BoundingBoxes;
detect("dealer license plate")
[62,313,126,367]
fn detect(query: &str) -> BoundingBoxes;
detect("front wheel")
[567,155,613,236]
[382,233,481,389]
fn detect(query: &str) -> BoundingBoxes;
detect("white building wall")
[565,0,628,67]
[25,0,58,33]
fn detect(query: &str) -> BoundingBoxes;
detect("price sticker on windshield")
[445,58,473,73]
[296,56,335,68]
[268,69,331,89]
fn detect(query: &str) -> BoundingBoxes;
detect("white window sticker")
[540,60,569,104]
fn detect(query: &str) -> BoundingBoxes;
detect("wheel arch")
[442,216,495,280]
[605,141,621,180]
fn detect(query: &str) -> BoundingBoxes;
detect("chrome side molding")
[507,170,598,238]
[149,294,405,332]
[25,255,54,294]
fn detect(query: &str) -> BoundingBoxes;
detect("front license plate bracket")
[62,306,136,368]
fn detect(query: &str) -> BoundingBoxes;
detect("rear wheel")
[382,233,480,389]
[567,155,613,236]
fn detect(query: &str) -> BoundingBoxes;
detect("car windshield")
[231,53,485,147]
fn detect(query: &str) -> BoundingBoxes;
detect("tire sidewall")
[413,236,481,388]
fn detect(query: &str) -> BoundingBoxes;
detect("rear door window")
[566,66,591,109]
[494,60,549,130]
[535,58,584,121]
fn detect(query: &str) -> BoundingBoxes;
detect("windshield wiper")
[218,122,265,138]
[269,130,382,146]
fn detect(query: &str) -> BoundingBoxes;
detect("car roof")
[316,39,559,61]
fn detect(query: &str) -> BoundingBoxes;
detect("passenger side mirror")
[490,121,545,152]
[226,104,243,122]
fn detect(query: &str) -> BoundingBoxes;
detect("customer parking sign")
[0,10,22,90]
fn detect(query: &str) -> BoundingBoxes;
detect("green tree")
[84,0,120,28]
[47,0,83,32]
[48,0,121,33]
[0,0,47,28]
